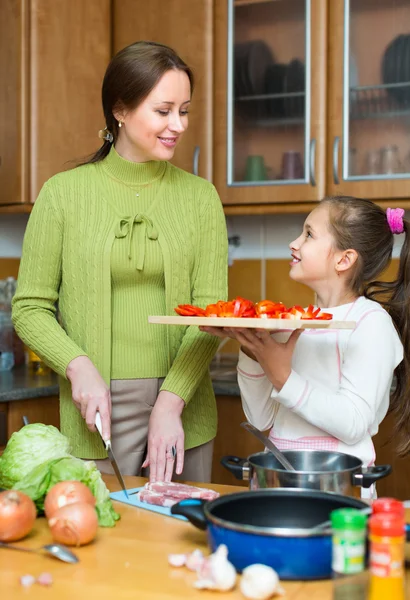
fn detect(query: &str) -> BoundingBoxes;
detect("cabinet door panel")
[327,0,410,200]
[30,0,111,202]
[0,0,29,205]
[214,0,327,205]
[113,0,213,181]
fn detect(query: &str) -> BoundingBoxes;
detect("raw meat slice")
[138,489,178,507]
[143,481,220,501]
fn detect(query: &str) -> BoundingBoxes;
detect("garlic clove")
[240,564,284,599]
[186,548,206,571]
[168,553,187,568]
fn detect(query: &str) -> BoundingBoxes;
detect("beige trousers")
[93,378,214,483]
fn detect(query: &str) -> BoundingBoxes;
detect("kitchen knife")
[95,412,129,499]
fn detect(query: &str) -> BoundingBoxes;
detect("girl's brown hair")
[83,41,194,165]
[322,196,410,456]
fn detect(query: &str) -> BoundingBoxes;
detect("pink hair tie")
[386,207,405,234]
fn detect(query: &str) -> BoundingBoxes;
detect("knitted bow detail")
[115,214,158,270]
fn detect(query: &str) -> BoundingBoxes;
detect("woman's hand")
[66,356,112,441]
[142,390,185,482]
[227,327,303,390]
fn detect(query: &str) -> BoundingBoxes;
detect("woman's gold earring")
[118,121,122,128]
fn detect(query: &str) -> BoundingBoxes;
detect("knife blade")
[95,412,129,499]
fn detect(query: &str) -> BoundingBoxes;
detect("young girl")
[201,197,409,482]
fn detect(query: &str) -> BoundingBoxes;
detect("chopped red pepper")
[173,298,333,321]
[175,304,206,316]
[255,300,286,318]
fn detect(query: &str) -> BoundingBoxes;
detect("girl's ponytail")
[366,216,410,456]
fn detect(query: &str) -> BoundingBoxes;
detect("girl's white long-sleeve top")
[237,297,403,467]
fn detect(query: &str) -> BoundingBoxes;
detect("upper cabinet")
[0,0,111,206]
[214,0,328,205]
[113,0,214,181]
[2,0,410,211]
[215,0,410,208]
[327,0,410,200]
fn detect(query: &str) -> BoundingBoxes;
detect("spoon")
[240,422,296,471]
[0,541,79,563]
[309,506,373,534]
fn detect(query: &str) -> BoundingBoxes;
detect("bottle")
[26,347,51,376]
[331,508,368,600]
[368,512,406,600]
[0,308,15,372]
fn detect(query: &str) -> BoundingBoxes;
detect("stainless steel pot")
[221,450,392,498]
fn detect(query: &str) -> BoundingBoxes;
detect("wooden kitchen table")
[1,475,409,599]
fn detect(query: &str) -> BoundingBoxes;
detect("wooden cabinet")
[0,0,111,206]
[214,0,328,206]
[327,0,410,201]
[112,0,213,181]
[212,395,269,486]
[0,395,60,455]
[214,0,410,210]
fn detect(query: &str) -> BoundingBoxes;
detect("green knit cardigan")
[12,159,228,458]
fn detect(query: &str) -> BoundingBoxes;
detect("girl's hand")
[66,356,112,441]
[199,325,235,339]
[142,390,185,482]
[226,327,303,390]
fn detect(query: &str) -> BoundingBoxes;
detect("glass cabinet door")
[214,0,327,205]
[329,0,410,199]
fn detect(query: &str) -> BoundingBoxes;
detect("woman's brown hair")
[321,196,410,456]
[82,41,194,165]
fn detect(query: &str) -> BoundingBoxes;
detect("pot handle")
[220,455,249,480]
[353,465,392,488]
[170,498,208,530]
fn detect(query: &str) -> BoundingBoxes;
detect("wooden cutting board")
[149,316,356,330]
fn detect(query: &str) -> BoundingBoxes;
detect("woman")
[12,41,228,484]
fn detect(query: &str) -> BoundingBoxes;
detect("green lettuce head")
[0,424,71,489]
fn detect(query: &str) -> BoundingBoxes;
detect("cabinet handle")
[309,138,316,187]
[333,136,340,184]
[192,145,200,176]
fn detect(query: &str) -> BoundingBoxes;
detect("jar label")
[332,538,366,574]
[370,541,404,578]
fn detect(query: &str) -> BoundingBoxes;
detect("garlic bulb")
[240,564,284,599]
[194,544,237,592]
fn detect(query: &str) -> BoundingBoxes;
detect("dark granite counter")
[0,366,59,402]
[0,365,240,403]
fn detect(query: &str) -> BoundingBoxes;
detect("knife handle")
[95,412,110,447]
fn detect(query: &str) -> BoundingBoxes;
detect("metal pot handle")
[220,455,249,480]
[353,464,392,488]
[171,498,208,530]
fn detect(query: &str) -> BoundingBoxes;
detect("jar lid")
[372,497,405,518]
[331,508,368,530]
[369,513,404,537]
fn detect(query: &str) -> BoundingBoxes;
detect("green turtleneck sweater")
[104,151,169,378]
[12,147,228,458]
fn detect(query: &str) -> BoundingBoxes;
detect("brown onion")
[44,481,96,519]
[0,490,37,542]
[48,502,98,546]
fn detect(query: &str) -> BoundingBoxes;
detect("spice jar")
[368,512,405,600]
[331,508,368,599]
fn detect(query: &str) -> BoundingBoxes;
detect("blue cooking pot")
[171,488,370,580]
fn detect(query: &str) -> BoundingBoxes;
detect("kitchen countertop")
[0,364,240,403]
[5,474,407,599]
